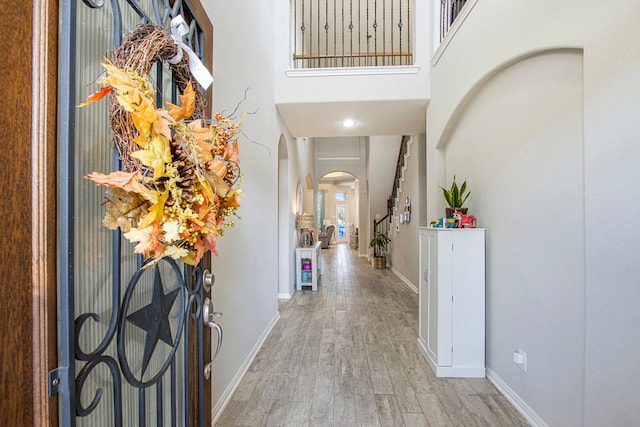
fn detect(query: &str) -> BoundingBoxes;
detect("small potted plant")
[440,175,471,218]
[369,232,391,269]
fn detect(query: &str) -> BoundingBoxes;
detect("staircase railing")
[440,0,468,41]
[390,135,409,205]
[292,0,414,69]
[372,135,409,248]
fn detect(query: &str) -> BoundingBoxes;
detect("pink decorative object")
[454,211,477,228]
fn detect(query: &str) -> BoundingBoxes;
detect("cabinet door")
[450,230,485,368]
[427,230,453,366]
[418,230,428,340]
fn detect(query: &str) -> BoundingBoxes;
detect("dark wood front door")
[0,0,59,425]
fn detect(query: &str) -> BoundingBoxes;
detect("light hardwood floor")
[216,243,529,426]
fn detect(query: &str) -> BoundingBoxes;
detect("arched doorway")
[318,171,359,247]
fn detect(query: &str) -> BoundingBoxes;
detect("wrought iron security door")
[54,1,216,425]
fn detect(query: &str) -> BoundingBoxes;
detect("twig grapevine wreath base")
[82,23,243,268]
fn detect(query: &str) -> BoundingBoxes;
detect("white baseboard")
[277,291,293,299]
[486,368,548,427]
[390,266,418,294]
[211,311,281,424]
[417,337,430,364]
[418,338,484,377]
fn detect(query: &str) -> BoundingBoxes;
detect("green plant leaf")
[441,187,453,207]
[441,176,470,208]
[452,182,459,207]
[369,232,390,257]
[461,190,471,206]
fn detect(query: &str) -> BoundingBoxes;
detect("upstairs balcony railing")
[292,0,414,69]
[440,0,468,41]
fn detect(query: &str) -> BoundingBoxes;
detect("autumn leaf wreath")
[81,24,243,268]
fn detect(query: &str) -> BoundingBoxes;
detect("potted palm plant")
[440,176,471,218]
[369,232,391,269]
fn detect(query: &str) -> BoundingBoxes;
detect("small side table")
[295,241,321,291]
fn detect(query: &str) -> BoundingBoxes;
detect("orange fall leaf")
[85,171,158,203]
[78,85,113,107]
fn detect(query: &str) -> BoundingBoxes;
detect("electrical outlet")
[513,349,527,372]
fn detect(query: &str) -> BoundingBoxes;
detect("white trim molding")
[486,368,549,427]
[391,266,418,294]
[286,65,420,78]
[278,291,294,300]
[417,338,485,378]
[211,312,281,424]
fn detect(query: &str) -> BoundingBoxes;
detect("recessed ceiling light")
[342,119,357,128]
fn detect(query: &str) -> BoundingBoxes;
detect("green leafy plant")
[440,176,470,208]
[369,232,391,257]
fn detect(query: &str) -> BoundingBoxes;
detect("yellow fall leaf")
[102,59,139,89]
[179,249,198,266]
[130,134,172,179]
[167,82,196,120]
[99,59,158,142]
[200,179,215,203]
[138,190,169,228]
[132,113,152,148]
[131,96,158,124]
[163,245,191,262]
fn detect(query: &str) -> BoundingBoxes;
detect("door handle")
[203,297,222,323]
[203,297,223,380]
[203,320,223,380]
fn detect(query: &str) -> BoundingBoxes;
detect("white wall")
[582,3,640,424]
[428,0,640,425]
[369,135,401,221]
[445,51,585,425]
[203,0,283,416]
[296,137,317,223]
[277,131,300,299]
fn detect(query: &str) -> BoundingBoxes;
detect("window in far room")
[337,205,347,238]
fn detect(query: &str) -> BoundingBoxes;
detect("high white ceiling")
[276,99,427,138]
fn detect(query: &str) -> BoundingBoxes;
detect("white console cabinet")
[296,241,321,291]
[417,227,486,377]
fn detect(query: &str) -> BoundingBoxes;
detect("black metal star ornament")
[127,267,180,376]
